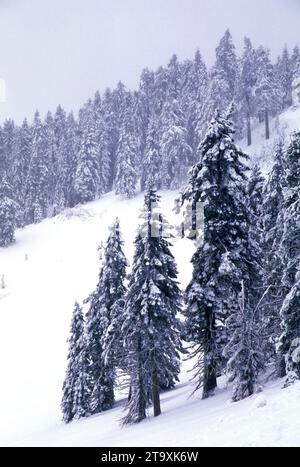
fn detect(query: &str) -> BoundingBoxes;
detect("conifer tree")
[160,99,192,189]
[93,91,111,195]
[276,46,293,110]
[254,46,279,139]
[291,44,300,81]
[122,189,182,424]
[115,103,138,198]
[262,142,287,371]
[224,282,265,401]
[73,107,100,205]
[24,111,50,224]
[208,30,238,114]
[11,119,32,224]
[61,302,90,423]
[85,219,127,414]
[278,132,300,385]
[236,37,257,145]
[0,177,17,247]
[182,107,258,399]
[141,116,161,191]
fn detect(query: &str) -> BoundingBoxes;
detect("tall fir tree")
[93,91,111,195]
[262,142,287,372]
[122,189,182,424]
[182,107,259,399]
[85,219,127,414]
[278,131,300,385]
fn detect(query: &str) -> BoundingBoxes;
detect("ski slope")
[240,105,300,175]
[1,105,300,447]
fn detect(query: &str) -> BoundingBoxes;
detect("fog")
[0,0,299,123]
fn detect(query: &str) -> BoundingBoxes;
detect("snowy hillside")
[0,185,300,447]
[240,105,300,175]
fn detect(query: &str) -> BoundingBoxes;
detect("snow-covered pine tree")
[275,45,293,110]
[254,46,280,140]
[291,44,300,82]
[73,103,100,205]
[122,189,182,424]
[24,111,50,224]
[181,50,208,152]
[235,37,257,145]
[206,30,238,115]
[278,131,300,385]
[280,272,300,386]
[2,119,15,182]
[114,97,138,199]
[93,91,111,195]
[141,116,161,191]
[160,99,192,190]
[11,119,32,225]
[85,219,127,414]
[61,302,90,423]
[262,142,287,371]
[182,106,259,399]
[137,69,156,182]
[224,281,265,401]
[63,112,79,208]
[0,177,17,247]
[247,165,265,249]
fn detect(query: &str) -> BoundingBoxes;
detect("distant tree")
[73,105,100,205]
[24,111,50,224]
[0,177,17,247]
[254,46,280,140]
[275,46,293,110]
[291,44,300,81]
[115,98,138,198]
[236,37,257,145]
[141,116,161,190]
[160,99,192,189]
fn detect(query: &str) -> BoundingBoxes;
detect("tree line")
[1,30,300,246]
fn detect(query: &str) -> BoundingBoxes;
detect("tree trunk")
[202,361,217,399]
[265,108,270,140]
[127,385,132,402]
[151,363,161,417]
[276,353,286,378]
[247,112,252,146]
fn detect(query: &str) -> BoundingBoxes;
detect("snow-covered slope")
[240,105,300,176]
[1,188,300,447]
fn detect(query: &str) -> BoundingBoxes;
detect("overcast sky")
[0,0,299,123]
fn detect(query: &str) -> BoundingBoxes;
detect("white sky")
[0,0,299,123]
